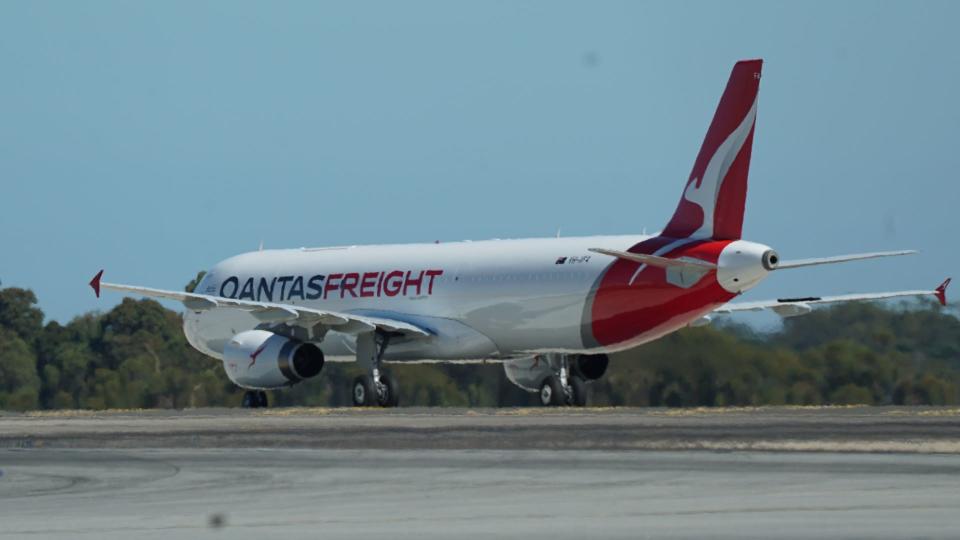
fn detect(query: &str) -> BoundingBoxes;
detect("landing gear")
[352,331,401,408]
[568,375,587,407]
[538,355,588,407]
[539,376,565,406]
[241,390,268,408]
[539,375,587,406]
[379,371,401,407]
[352,375,376,407]
[351,373,400,407]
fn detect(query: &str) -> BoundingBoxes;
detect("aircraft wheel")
[257,391,269,408]
[539,376,566,407]
[352,375,377,407]
[568,376,587,407]
[378,371,400,408]
[241,390,261,408]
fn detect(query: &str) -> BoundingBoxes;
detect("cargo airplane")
[90,59,950,408]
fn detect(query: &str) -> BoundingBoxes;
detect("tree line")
[0,282,957,410]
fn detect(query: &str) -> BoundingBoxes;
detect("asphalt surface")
[2,407,960,539]
[2,448,959,539]
[3,405,960,452]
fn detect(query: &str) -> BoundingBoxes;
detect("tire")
[379,371,400,408]
[257,391,269,408]
[539,375,566,407]
[568,376,587,407]
[352,375,377,407]
[241,391,256,408]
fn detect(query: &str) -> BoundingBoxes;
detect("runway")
[3,405,960,452]
[2,448,959,539]
[2,407,960,539]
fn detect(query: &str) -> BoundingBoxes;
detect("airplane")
[89,59,950,408]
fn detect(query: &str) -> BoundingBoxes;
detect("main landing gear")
[351,331,401,407]
[539,355,587,407]
[241,390,269,408]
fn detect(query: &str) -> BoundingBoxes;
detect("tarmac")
[2,406,960,539]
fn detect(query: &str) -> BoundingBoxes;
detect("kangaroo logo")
[627,96,759,285]
[248,343,267,370]
[680,96,759,239]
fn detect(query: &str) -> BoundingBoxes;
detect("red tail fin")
[662,59,762,240]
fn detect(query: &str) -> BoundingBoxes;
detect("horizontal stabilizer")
[588,248,717,270]
[775,250,916,270]
[715,278,950,318]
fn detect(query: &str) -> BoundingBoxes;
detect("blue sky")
[1,1,957,323]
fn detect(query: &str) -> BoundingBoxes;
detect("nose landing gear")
[241,390,269,408]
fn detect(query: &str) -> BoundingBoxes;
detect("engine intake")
[573,354,609,381]
[762,249,780,271]
[223,330,325,390]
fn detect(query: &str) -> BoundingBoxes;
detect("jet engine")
[716,240,778,294]
[572,354,609,381]
[222,329,324,390]
[503,356,554,392]
[503,353,610,392]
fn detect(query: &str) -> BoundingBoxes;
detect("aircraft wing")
[713,278,951,318]
[88,270,431,338]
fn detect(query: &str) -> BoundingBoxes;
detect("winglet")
[935,278,951,306]
[89,269,104,298]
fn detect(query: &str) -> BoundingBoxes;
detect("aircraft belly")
[318,318,499,362]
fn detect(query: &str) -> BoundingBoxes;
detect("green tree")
[185,271,207,293]
[0,328,41,410]
[2,278,960,410]
[0,287,44,345]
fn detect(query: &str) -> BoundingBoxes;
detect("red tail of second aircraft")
[661,59,762,241]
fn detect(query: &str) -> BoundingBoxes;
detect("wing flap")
[251,306,300,323]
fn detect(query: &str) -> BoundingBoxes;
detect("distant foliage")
[0,285,957,410]
[184,271,207,294]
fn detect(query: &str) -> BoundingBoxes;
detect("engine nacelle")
[716,240,778,294]
[222,329,324,390]
[572,354,609,381]
[503,354,610,392]
[503,356,554,392]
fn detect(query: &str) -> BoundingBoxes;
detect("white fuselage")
[184,234,652,362]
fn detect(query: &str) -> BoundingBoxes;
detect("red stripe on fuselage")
[588,237,736,349]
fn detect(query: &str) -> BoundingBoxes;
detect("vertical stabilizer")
[662,59,762,240]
